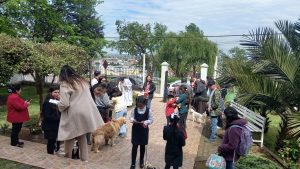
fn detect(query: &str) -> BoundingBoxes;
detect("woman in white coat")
[57,65,104,162]
[118,77,133,107]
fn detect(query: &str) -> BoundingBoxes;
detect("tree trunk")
[51,75,56,85]
[193,65,196,77]
[35,73,44,112]
[275,113,289,150]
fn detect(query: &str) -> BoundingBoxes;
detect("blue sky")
[96,0,300,52]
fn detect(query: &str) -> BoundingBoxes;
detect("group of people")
[6,67,245,169]
[163,76,246,169]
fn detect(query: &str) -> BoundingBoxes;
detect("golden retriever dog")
[91,117,126,153]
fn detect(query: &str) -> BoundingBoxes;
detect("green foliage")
[278,140,300,164]
[218,19,300,149]
[236,155,282,169]
[168,77,181,83]
[158,23,217,77]
[0,34,30,83]
[0,123,10,135]
[111,20,167,71]
[0,159,41,169]
[55,0,106,57]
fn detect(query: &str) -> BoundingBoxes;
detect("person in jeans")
[7,84,31,148]
[57,65,104,162]
[111,90,128,137]
[206,81,222,142]
[41,85,61,154]
[176,85,188,130]
[142,75,156,109]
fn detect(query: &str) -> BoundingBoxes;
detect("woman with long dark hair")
[57,65,104,162]
[163,113,186,169]
[41,85,61,154]
[7,84,31,148]
[142,75,156,109]
[218,107,247,169]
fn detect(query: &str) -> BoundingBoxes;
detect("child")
[93,83,114,123]
[41,85,61,154]
[130,96,154,169]
[165,94,177,125]
[163,113,186,169]
[111,89,128,137]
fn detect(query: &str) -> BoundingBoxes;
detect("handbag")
[206,154,226,169]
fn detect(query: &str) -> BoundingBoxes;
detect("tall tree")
[53,0,106,57]
[111,20,167,72]
[158,23,217,77]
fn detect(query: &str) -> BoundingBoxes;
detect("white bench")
[230,102,266,147]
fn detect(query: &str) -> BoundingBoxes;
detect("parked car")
[168,80,181,95]
[168,80,191,95]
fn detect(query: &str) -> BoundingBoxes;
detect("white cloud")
[97,0,300,51]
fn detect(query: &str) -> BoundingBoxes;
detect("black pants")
[47,138,60,154]
[131,144,145,166]
[165,164,179,169]
[11,123,23,146]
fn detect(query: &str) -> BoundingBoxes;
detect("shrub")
[168,77,180,83]
[278,140,300,167]
[236,155,282,169]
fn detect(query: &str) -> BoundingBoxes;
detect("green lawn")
[0,158,42,169]
[0,85,47,126]
[264,114,281,151]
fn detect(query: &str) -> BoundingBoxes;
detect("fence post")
[200,63,208,82]
[160,62,169,97]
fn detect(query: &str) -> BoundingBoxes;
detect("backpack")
[229,125,253,156]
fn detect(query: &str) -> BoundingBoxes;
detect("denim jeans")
[147,98,152,109]
[209,117,218,140]
[115,109,127,135]
[226,161,235,169]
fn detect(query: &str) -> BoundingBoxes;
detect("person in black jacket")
[163,113,186,169]
[142,75,156,109]
[41,85,61,154]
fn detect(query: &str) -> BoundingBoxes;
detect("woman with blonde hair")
[57,65,104,162]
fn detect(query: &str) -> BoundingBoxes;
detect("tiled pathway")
[0,98,203,169]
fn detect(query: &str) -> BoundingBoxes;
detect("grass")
[0,85,47,126]
[264,114,281,151]
[0,158,42,169]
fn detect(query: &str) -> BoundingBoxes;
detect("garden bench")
[230,102,266,147]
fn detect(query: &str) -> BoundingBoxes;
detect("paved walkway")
[0,98,203,169]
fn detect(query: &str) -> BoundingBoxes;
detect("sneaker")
[130,165,135,169]
[55,149,66,156]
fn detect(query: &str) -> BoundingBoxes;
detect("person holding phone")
[7,84,31,148]
[130,96,154,169]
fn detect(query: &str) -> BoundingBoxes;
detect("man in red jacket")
[7,84,31,147]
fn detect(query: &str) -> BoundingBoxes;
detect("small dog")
[189,108,206,124]
[91,117,126,153]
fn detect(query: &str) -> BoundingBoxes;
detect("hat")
[94,70,101,76]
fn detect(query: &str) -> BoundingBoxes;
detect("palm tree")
[218,19,300,149]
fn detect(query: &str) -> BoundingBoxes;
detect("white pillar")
[200,63,209,82]
[160,62,169,97]
[142,53,146,85]
[213,55,218,79]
